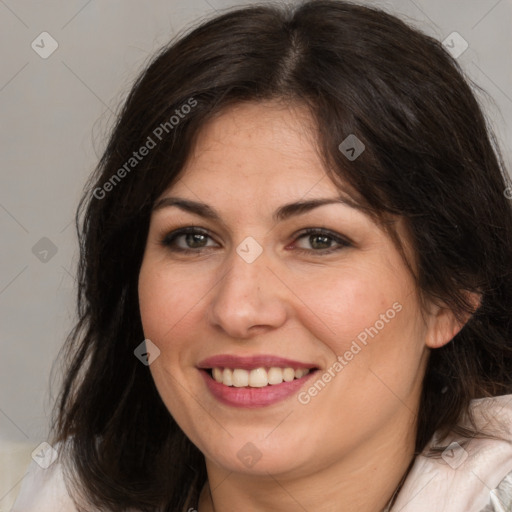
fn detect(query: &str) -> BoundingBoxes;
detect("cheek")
[292,264,425,398]
[138,263,210,429]
[138,261,218,371]
[294,266,403,348]
[138,267,171,342]
[293,270,425,432]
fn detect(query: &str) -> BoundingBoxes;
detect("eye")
[160,227,219,253]
[159,226,352,256]
[292,228,352,254]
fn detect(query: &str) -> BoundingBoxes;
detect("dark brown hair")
[49,1,512,510]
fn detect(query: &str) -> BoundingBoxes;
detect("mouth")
[197,354,319,407]
[200,366,318,407]
[204,366,316,387]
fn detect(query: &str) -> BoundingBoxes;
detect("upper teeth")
[211,367,311,387]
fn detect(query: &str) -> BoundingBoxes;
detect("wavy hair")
[49,1,512,510]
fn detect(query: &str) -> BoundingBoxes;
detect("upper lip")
[197,354,318,370]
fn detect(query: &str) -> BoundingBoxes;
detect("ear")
[425,291,481,349]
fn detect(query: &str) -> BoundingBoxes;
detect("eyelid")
[291,227,353,253]
[159,225,353,255]
[160,226,219,248]
[292,227,353,245]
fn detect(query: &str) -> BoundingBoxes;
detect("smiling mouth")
[206,367,317,387]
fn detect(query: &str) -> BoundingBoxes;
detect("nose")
[206,245,288,339]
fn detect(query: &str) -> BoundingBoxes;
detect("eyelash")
[159,227,352,255]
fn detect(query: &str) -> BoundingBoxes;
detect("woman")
[12,1,512,511]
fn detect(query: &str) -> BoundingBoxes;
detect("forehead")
[164,100,340,200]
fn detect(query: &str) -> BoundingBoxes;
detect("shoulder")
[392,394,512,512]
[10,440,80,512]
[11,438,146,512]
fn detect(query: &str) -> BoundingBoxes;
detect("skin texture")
[138,101,462,512]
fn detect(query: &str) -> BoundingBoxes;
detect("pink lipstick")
[197,354,318,408]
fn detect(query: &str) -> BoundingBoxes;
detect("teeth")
[268,367,283,385]
[283,368,295,382]
[232,369,249,387]
[222,368,233,386]
[249,368,268,387]
[210,367,311,387]
[295,368,307,378]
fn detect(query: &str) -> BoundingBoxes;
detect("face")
[138,101,445,479]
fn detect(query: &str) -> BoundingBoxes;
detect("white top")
[11,394,512,512]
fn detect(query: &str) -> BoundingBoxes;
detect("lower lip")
[200,369,317,408]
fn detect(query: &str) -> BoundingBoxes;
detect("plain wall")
[1,0,511,507]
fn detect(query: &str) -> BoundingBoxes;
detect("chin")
[200,434,313,477]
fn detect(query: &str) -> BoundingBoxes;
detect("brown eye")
[161,227,219,252]
[293,228,351,254]
[182,233,208,248]
[307,234,332,250]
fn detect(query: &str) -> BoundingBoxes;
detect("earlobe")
[425,308,462,349]
[425,291,481,349]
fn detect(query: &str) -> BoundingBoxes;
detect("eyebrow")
[153,195,363,223]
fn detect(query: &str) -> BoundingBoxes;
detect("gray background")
[1,0,511,507]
